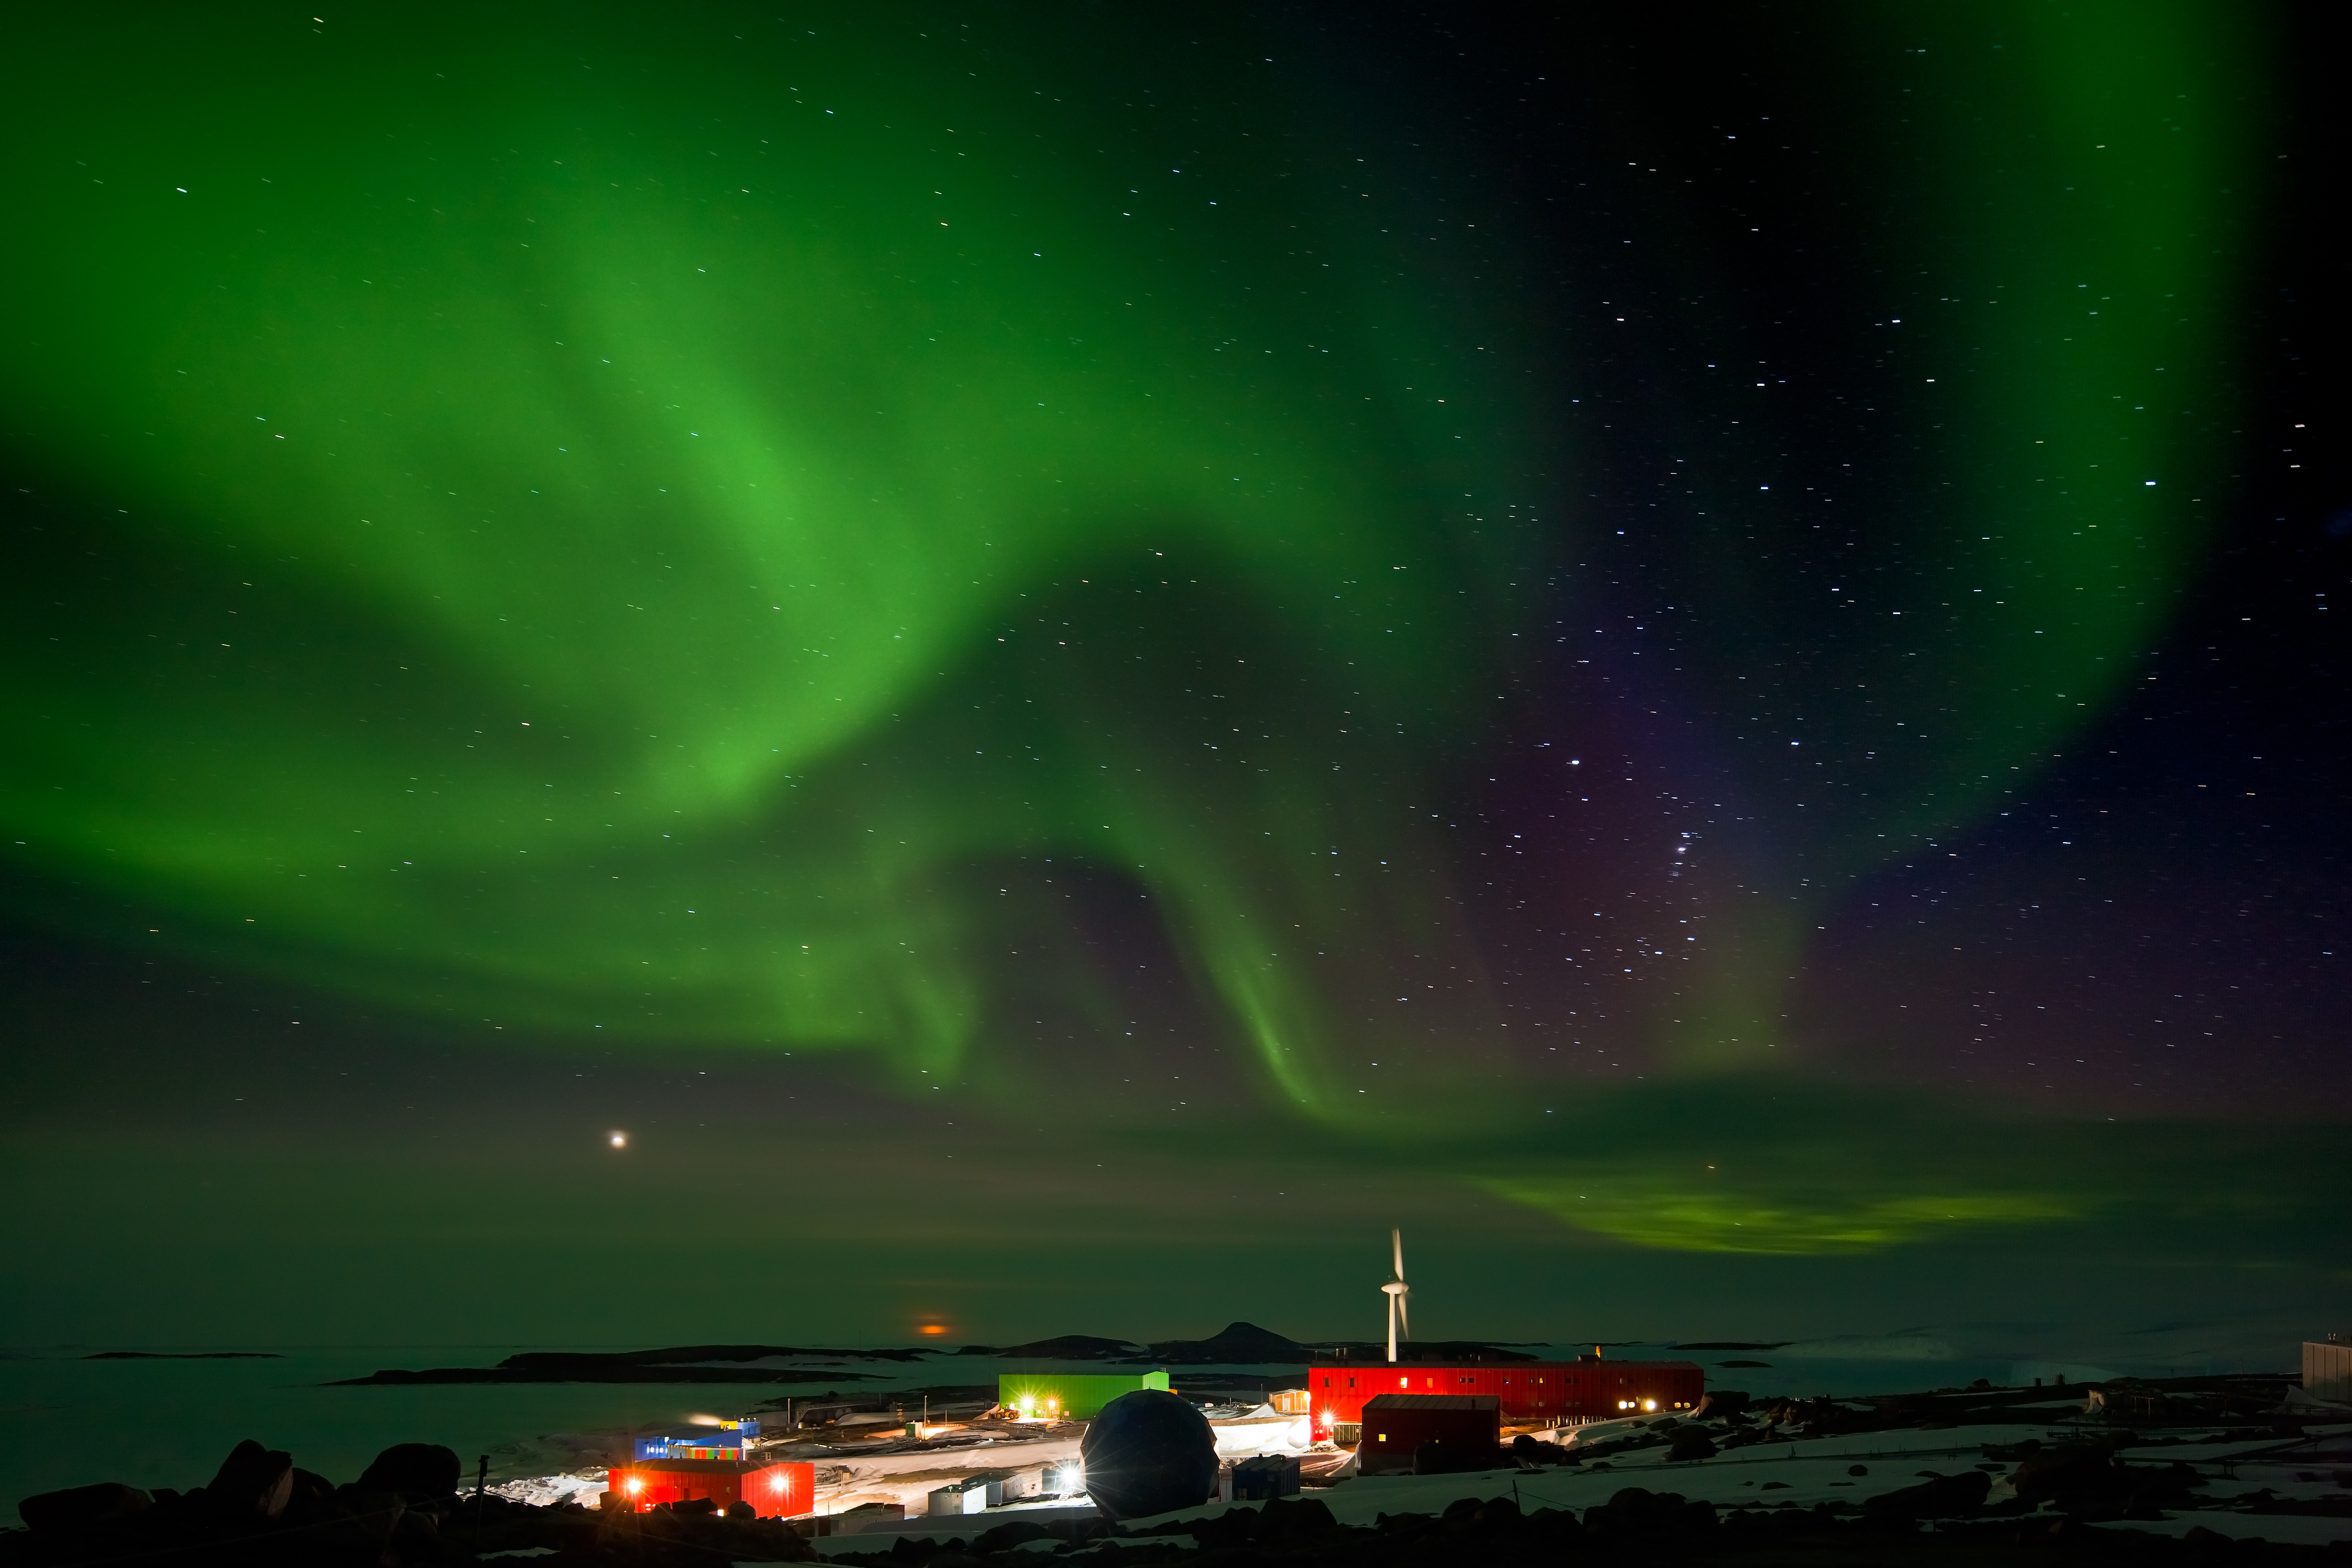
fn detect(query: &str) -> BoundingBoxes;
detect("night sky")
[3,3,2344,1357]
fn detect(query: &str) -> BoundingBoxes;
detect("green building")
[997,1369,1169,1420]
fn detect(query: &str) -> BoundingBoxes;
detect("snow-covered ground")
[785,1413,2352,1552]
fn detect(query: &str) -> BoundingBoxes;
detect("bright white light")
[608,1131,628,1148]
[1642,1398,1657,1411]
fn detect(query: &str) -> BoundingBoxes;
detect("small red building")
[1357,1394,1500,1476]
[607,1458,813,1518]
[1306,1354,1702,1441]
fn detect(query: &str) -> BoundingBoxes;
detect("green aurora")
[2,1,2314,1292]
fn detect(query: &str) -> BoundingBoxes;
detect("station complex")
[1306,1350,1704,1440]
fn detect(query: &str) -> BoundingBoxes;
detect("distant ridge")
[85,1351,282,1360]
[959,1324,1542,1365]
[1144,1322,1310,1365]
[953,1334,1141,1360]
[500,1344,931,1371]
[330,1344,923,1386]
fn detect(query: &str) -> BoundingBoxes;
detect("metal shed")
[998,1369,1171,1419]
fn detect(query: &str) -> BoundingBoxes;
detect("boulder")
[972,1520,1053,1553]
[1584,1487,1717,1537]
[206,1438,295,1518]
[19,1481,152,1532]
[1666,1429,1719,1463]
[285,1468,338,1510]
[1257,1495,1338,1540]
[358,1441,463,1501]
[1078,1389,1217,1520]
[2011,1444,2119,1506]
[1862,1470,1992,1519]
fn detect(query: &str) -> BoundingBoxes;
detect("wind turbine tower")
[1382,1228,1411,1363]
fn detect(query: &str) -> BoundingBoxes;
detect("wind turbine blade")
[1392,1227,1404,1281]
[1397,1292,1409,1340]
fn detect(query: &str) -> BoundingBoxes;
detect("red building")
[1306,1355,1703,1441]
[607,1458,813,1518]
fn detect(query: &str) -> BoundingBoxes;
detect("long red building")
[1306,1354,1702,1440]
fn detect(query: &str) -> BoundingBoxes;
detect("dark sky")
[2,2,2344,1357]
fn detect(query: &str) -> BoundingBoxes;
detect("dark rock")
[18,1481,152,1532]
[1078,1388,1217,1519]
[1187,1509,1260,1549]
[669,1495,718,1515]
[1585,1486,1717,1536]
[1862,1469,1992,1519]
[1698,1389,1752,1419]
[358,1441,463,1500]
[1667,1429,1719,1462]
[1257,1495,1338,1539]
[973,1520,1053,1553]
[1848,1464,1870,1476]
[1437,1494,1520,1529]
[728,1498,757,1519]
[207,1438,295,1518]
[2011,1444,2119,1505]
[389,1503,441,1553]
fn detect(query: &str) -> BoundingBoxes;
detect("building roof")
[1362,1394,1499,1411]
[613,1457,799,1476]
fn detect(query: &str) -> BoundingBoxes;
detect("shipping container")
[1231,1454,1300,1499]
[1356,1394,1499,1476]
[928,1477,1000,1515]
[1305,1356,1702,1441]
[607,1458,812,1518]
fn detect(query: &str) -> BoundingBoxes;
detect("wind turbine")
[1382,1228,1410,1363]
